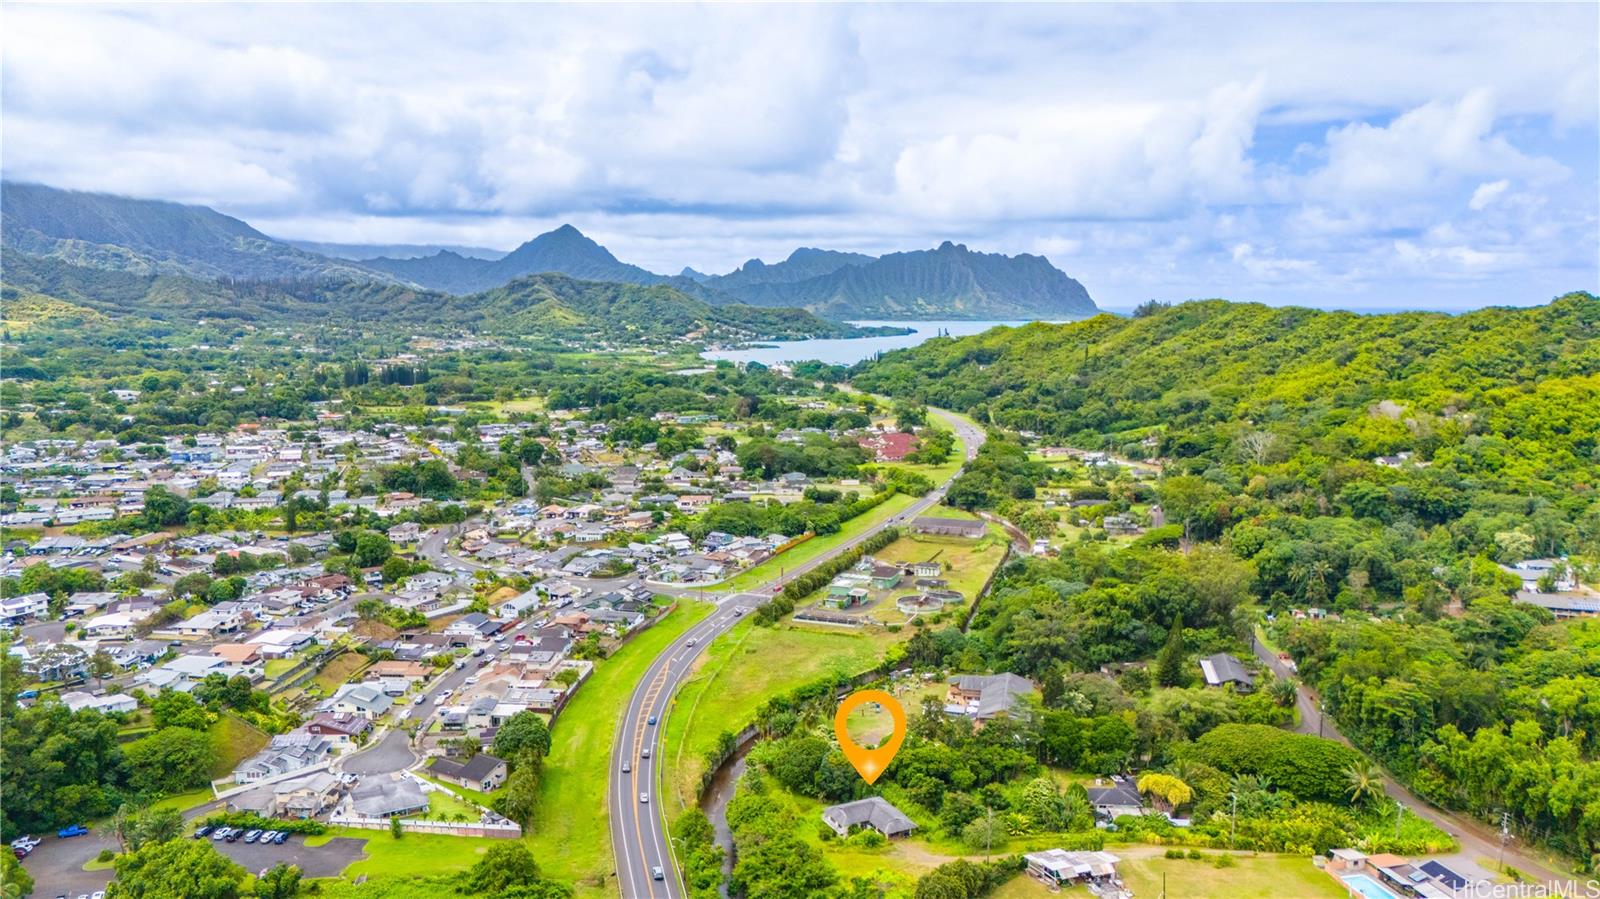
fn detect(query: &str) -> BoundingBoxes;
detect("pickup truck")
[56,824,90,839]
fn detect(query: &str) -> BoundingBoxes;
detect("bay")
[701,319,1067,367]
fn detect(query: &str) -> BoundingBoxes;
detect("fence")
[328,812,522,839]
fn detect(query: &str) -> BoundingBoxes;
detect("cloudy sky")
[4,3,1596,311]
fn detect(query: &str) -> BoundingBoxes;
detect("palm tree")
[1346,762,1387,807]
[1268,676,1298,708]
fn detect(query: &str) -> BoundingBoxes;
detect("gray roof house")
[1199,653,1255,690]
[1085,780,1145,821]
[330,683,396,719]
[348,776,429,818]
[429,753,508,792]
[946,673,1037,722]
[233,732,332,783]
[821,797,916,838]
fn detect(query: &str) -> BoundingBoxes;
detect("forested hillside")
[856,295,1600,490]
[854,293,1600,867]
[0,251,889,343]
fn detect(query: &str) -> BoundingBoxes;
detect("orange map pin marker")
[835,689,906,785]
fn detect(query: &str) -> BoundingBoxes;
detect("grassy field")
[208,714,269,779]
[311,651,370,694]
[662,621,897,814]
[847,529,1009,626]
[524,601,715,896]
[717,492,921,592]
[420,787,483,821]
[306,826,499,879]
[264,658,297,679]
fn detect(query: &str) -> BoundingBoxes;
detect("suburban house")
[233,770,344,818]
[329,682,396,719]
[444,612,501,644]
[61,691,137,715]
[0,593,49,624]
[304,712,372,748]
[247,629,317,658]
[211,643,263,666]
[233,732,333,783]
[858,432,916,462]
[821,797,917,838]
[346,776,428,818]
[946,672,1037,724]
[912,516,987,539]
[429,753,508,792]
[173,602,247,638]
[1085,779,1145,821]
[1198,652,1255,691]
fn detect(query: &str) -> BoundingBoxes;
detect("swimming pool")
[1341,874,1402,899]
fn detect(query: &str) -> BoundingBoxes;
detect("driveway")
[340,728,418,776]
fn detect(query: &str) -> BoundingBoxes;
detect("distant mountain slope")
[0,250,884,343]
[284,240,507,262]
[0,182,388,283]
[853,294,1600,461]
[711,247,875,292]
[714,241,1096,319]
[361,224,667,294]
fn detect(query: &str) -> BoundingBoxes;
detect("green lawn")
[420,787,483,822]
[306,826,498,879]
[312,652,370,693]
[264,658,297,679]
[209,714,269,779]
[149,787,215,816]
[662,621,895,814]
[1114,851,1343,899]
[525,600,715,895]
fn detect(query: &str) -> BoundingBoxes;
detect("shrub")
[97,848,115,863]
[200,812,326,836]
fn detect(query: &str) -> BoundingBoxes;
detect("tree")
[129,806,185,850]
[1345,762,1387,808]
[353,531,393,568]
[389,815,403,839]
[256,863,302,899]
[493,711,552,763]
[1155,614,1186,687]
[151,689,210,730]
[1136,772,1194,812]
[462,842,547,894]
[122,726,216,796]
[89,649,118,685]
[494,750,541,827]
[105,838,246,899]
[1,852,34,899]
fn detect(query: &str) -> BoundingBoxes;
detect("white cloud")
[0,3,1594,309]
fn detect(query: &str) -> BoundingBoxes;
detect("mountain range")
[1,181,1098,321]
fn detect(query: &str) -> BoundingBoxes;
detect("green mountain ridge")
[0,250,886,343]
[0,182,390,284]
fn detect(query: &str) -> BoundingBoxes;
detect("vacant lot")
[311,651,370,694]
[209,713,269,779]
[663,621,895,814]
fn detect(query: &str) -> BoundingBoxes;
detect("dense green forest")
[852,294,1600,869]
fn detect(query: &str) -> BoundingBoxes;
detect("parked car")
[243,829,261,843]
[11,847,26,860]
[193,826,212,839]
[225,829,243,842]
[56,824,89,838]
[414,694,427,705]
[212,828,232,841]
[464,676,479,685]
[273,831,289,844]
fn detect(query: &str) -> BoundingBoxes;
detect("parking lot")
[18,830,371,897]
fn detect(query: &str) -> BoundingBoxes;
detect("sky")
[3,3,1597,311]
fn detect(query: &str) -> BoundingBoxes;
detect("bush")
[1212,853,1237,868]
[1187,848,1204,859]
[1164,848,1185,859]
[200,812,326,836]
[97,848,115,863]
[846,828,888,849]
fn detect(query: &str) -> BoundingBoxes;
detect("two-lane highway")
[608,408,985,898]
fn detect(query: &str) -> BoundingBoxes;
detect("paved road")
[1251,634,1569,889]
[608,408,985,899]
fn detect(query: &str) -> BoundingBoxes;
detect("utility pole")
[1499,811,1510,872]
[1229,791,1237,850]
[1318,702,1325,739]
[984,805,994,862]
[1394,799,1403,841]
